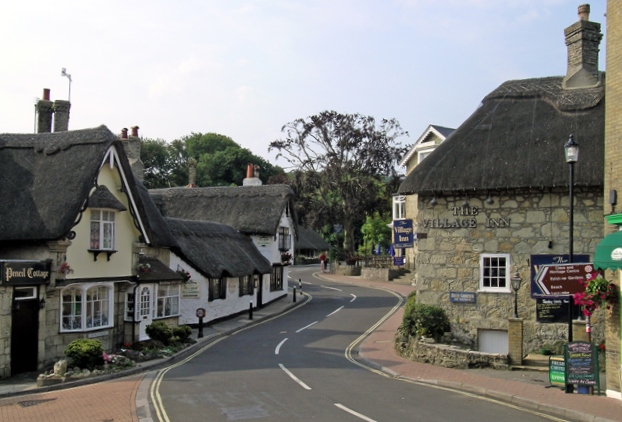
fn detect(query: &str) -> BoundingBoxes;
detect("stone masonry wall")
[604,0,622,398]
[414,189,604,354]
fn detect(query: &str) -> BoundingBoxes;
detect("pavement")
[0,269,620,422]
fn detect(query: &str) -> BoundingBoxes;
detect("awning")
[593,230,622,270]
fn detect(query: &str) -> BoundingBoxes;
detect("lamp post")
[564,134,579,342]
[511,270,522,318]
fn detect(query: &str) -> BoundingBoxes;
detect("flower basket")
[177,270,191,282]
[573,271,618,317]
[57,262,73,279]
[137,263,151,273]
[280,252,292,265]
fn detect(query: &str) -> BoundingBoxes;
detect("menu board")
[565,342,599,387]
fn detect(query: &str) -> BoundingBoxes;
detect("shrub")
[146,321,173,344]
[173,325,192,342]
[401,302,450,341]
[65,339,105,369]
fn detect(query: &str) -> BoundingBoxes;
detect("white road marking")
[327,306,344,317]
[321,285,342,291]
[279,364,311,390]
[350,294,357,302]
[275,338,288,355]
[296,321,318,333]
[334,403,377,422]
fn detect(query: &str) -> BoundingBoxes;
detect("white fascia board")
[101,146,151,245]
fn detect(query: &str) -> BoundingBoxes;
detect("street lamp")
[564,134,579,342]
[511,270,522,318]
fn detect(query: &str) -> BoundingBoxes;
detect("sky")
[0,0,608,170]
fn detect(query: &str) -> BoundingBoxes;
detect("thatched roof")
[296,226,330,251]
[87,185,127,211]
[399,75,605,195]
[165,217,272,278]
[0,126,169,247]
[150,185,296,236]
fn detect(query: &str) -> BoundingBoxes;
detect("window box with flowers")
[573,271,618,317]
[280,252,292,265]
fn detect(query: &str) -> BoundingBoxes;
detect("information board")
[549,356,565,387]
[565,342,599,390]
[536,298,574,323]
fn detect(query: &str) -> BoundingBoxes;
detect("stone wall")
[360,267,401,282]
[604,0,622,398]
[414,189,604,355]
[396,334,509,370]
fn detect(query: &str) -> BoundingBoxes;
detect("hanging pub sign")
[393,219,414,248]
[1,259,52,285]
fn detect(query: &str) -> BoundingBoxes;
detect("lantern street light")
[564,134,579,343]
[511,270,522,318]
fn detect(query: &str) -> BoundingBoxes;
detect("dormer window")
[89,209,117,261]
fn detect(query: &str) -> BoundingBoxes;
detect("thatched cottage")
[398,5,605,354]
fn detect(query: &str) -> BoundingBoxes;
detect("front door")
[11,289,39,375]
[138,285,153,341]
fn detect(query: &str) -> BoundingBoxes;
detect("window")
[417,148,434,164]
[209,278,227,301]
[90,209,116,250]
[278,227,291,251]
[479,254,511,292]
[271,267,283,291]
[156,285,180,317]
[61,283,113,332]
[239,276,253,296]
[393,195,406,220]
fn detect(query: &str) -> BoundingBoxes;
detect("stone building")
[398,6,605,356]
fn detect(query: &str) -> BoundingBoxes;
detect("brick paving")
[1,270,621,422]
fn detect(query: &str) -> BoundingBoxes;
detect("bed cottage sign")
[421,206,511,229]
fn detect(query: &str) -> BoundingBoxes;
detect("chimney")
[243,163,262,186]
[121,125,144,181]
[53,100,71,132]
[562,4,603,89]
[188,158,197,188]
[36,88,53,133]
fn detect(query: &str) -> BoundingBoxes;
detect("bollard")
[198,317,204,338]
[249,300,253,320]
[293,287,297,303]
[299,278,302,292]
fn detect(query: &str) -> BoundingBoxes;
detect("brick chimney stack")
[53,99,71,132]
[121,125,144,181]
[243,163,262,186]
[36,88,53,133]
[563,3,603,89]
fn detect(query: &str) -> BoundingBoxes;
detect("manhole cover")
[18,398,57,408]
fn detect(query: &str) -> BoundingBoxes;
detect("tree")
[141,132,285,188]
[269,111,409,254]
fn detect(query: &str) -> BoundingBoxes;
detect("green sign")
[549,356,565,387]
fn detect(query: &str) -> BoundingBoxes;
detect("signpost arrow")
[533,263,595,297]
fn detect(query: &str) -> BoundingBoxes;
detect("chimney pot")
[121,128,128,139]
[43,88,50,101]
[130,126,139,137]
[578,4,590,21]
[246,163,254,178]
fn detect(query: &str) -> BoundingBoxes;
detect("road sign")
[533,263,594,297]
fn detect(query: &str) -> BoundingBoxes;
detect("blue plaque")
[449,291,476,303]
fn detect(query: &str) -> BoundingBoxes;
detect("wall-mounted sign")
[536,298,580,323]
[393,256,405,266]
[449,291,476,303]
[393,219,414,248]
[530,254,590,298]
[1,260,52,285]
[533,263,595,297]
[182,281,200,299]
[257,236,271,247]
[421,206,511,229]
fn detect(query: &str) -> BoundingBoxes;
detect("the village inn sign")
[421,206,511,229]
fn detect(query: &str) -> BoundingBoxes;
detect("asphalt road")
[151,267,555,421]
